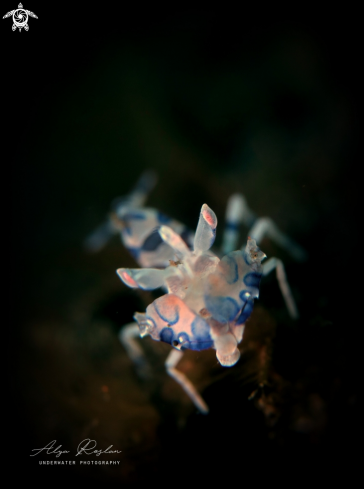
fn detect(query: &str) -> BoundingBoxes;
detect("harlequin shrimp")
[84,171,194,267]
[86,172,306,413]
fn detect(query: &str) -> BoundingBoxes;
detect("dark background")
[4,6,360,486]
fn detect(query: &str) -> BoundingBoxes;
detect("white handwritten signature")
[30,439,122,457]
